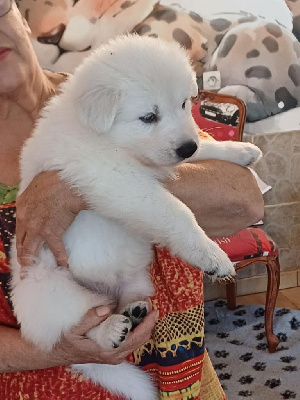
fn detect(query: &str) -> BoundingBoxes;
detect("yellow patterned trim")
[160,381,201,399]
[134,305,205,363]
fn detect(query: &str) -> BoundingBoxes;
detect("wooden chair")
[192,90,281,353]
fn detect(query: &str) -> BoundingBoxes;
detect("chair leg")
[265,256,280,353]
[226,281,237,310]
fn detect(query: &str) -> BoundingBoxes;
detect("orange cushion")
[210,227,278,263]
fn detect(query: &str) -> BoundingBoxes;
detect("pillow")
[211,227,278,262]
[161,0,293,30]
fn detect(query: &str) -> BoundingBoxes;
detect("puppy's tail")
[73,361,157,400]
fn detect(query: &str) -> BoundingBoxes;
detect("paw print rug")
[205,300,300,399]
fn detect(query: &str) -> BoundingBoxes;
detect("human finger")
[15,222,26,255]
[71,306,112,336]
[47,237,69,267]
[122,310,158,351]
[17,234,44,267]
[144,297,153,312]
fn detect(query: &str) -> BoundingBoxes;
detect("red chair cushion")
[210,227,278,263]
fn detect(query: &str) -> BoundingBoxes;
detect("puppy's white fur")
[10,35,262,400]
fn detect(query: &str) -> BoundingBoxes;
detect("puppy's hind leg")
[87,269,154,351]
[11,246,110,351]
[74,362,157,400]
[117,268,154,329]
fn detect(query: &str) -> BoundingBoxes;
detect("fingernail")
[96,306,110,317]
[58,260,69,268]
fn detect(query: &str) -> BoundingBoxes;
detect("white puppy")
[10,35,262,400]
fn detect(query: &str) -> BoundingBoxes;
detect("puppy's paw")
[233,143,263,166]
[121,301,149,329]
[87,314,132,350]
[200,241,236,281]
[177,236,235,281]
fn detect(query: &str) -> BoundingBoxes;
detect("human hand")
[16,171,86,267]
[57,305,158,365]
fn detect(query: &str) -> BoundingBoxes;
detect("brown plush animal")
[17,0,300,121]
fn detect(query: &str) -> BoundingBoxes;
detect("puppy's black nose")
[176,141,198,159]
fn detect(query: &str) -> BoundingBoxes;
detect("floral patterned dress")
[0,181,225,400]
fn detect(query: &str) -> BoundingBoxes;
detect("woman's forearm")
[0,326,72,373]
[165,160,264,237]
[0,307,157,373]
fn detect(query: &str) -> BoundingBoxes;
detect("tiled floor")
[236,287,300,310]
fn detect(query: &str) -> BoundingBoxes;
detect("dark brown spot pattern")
[245,66,272,79]
[219,34,237,58]
[153,8,177,23]
[265,23,282,38]
[210,18,232,32]
[135,24,151,35]
[201,42,208,51]
[189,12,203,23]
[288,64,300,86]
[246,49,260,58]
[215,34,224,46]
[172,28,192,50]
[121,1,133,9]
[275,87,298,110]
[238,16,257,24]
[262,37,279,53]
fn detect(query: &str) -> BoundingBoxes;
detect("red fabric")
[211,227,278,263]
[0,247,209,400]
[0,202,18,327]
[0,198,218,400]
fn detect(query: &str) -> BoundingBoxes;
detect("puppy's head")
[71,34,200,167]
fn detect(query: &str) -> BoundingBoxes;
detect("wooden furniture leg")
[226,281,237,310]
[265,256,280,353]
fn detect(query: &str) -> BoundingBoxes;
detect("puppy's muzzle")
[176,141,198,159]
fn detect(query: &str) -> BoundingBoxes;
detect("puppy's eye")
[182,100,187,110]
[139,113,157,124]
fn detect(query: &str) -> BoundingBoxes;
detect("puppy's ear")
[77,86,120,133]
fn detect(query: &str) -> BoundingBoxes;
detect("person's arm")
[16,171,86,267]
[165,160,264,237]
[0,305,158,373]
[16,160,263,267]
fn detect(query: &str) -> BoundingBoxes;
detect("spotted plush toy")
[17,0,300,122]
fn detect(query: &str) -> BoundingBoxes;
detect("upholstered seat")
[211,228,280,353]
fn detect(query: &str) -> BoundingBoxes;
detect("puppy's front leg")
[80,175,234,279]
[60,152,235,279]
[189,140,262,166]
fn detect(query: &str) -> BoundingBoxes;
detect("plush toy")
[285,0,300,41]
[17,0,300,122]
